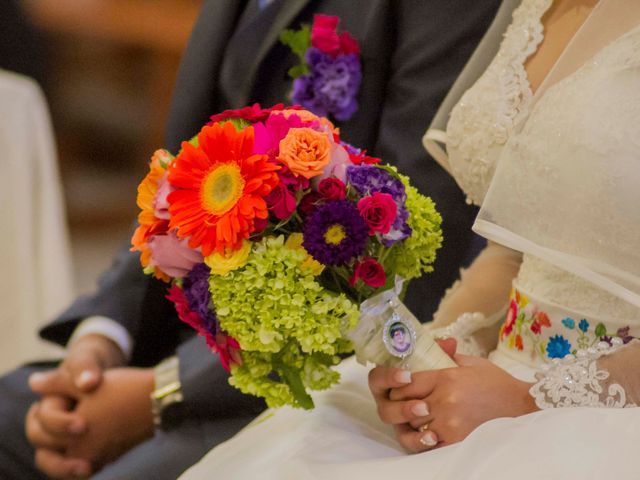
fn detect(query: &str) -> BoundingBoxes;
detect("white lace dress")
[180,2,640,478]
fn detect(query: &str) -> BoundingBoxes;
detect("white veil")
[474,0,640,308]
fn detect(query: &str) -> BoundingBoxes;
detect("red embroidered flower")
[515,334,524,351]
[535,311,552,328]
[502,299,518,337]
[530,321,540,335]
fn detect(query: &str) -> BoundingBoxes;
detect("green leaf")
[595,322,607,337]
[279,364,314,410]
[374,164,402,180]
[280,25,311,60]
[188,134,199,147]
[225,118,252,131]
[288,64,310,79]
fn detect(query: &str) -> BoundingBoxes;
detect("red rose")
[266,183,296,220]
[349,151,381,165]
[299,191,322,217]
[311,15,341,56]
[357,192,397,235]
[318,177,346,201]
[208,103,286,125]
[349,257,386,288]
[339,31,360,55]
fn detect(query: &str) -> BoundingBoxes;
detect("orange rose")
[277,127,331,179]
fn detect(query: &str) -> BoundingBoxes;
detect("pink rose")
[153,173,174,220]
[266,183,297,220]
[349,257,386,288]
[318,177,346,201]
[314,139,352,184]
[148,231,203,278]
[357,192,397,235]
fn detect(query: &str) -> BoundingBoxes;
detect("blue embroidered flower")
[561,317,575,329]
[546,335,572,359]
[578,319,589,333]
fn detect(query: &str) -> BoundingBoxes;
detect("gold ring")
[418,422,430,433]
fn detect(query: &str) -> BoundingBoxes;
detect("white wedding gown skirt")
[180,353,640,480]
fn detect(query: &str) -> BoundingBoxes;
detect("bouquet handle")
[348,280,457,372]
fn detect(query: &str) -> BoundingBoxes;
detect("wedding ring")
[418,422,430,433]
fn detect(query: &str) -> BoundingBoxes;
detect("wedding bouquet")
[131,104,446,409]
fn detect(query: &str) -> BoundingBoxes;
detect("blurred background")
[6,0,202,295]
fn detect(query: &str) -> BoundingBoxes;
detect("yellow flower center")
[202,163,245,215]
[324,224,346,245]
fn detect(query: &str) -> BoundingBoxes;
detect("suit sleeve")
[370,0,501,321]
[177,336,265,421]
[39,233,147,346]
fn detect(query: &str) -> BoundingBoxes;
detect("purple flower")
[292,48,361,121]
[346,165,406,202]
[617,326,635,344]
[183,263,217,335]
[303,200,368,266]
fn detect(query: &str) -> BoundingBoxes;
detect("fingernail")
[77,370,97,387]
[28,373,45,387]
[411,402,429,417]
[68,419,85,434]
[420,431,438,447]
[395,370,412,384]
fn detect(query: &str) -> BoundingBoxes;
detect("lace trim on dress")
[431,311,503,357]
[530,338,636,409]
[445,0,552,205]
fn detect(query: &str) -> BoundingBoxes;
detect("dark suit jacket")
[41,0,500,423]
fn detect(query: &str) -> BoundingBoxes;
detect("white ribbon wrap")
[348,277,457,371]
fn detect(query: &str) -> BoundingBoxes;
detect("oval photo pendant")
[382,314,416,359]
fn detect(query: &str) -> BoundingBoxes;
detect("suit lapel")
[219,0,311,107]
[166,0,249,150]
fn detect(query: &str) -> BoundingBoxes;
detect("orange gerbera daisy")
[168,122,280,256]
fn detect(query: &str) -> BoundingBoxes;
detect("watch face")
[382,314,416,358]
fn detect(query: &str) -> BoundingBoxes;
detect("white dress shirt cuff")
[68,316,133,361]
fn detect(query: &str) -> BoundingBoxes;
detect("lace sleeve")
[530,339,640,408]
[426,241,523,356]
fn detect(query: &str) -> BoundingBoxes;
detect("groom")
[2,1,501,479]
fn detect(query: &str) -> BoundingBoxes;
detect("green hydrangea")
[386,173,443,280]
[212,236,359,409]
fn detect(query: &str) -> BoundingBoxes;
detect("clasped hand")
[368,339,539,453]
[25,334,155,479]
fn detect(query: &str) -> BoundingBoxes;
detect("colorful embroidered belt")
[497,286,639,365]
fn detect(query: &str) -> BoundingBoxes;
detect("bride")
[181,0,640,478]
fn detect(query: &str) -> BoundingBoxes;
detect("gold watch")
[150,356,184,428]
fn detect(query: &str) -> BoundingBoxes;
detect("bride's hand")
[369,355,539,453]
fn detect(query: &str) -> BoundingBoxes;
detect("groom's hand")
[29,333,126,397]
[26,334,127,478]
[65,367,155,471]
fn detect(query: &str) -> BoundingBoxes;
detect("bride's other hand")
[369,355,539,453]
